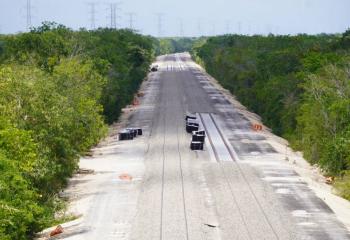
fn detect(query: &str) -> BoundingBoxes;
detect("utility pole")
[155,13,164,37]
[26,0,32,31]
[87,2,97,30]
[126,12,136,30]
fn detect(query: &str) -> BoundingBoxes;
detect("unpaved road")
[57,53,350,240]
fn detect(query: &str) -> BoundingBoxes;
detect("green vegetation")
[0,22,155,239]
[193,31,350,199]
[155,37,200,55]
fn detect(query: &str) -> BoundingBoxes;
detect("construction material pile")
[185,113,206,150]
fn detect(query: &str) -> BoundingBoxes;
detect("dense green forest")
[193,31,350,199]
[156,37,200,55]
[0,22,155,239]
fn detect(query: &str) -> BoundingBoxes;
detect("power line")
[87,2,97,30]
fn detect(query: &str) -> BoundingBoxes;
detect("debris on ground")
[119,173,133,181]
[133,96,140,106]
[137,92,145,97]
[49,225,63,237]
[252,123,263,131]
[204,223,219,228]
[326,176,335,185]
[119,127,143,141]
[76,168,95,174]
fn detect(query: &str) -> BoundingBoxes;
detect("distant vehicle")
[150,65,158,72]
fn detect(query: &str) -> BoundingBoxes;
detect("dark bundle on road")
[185,113,205,150]
[192,134,205,142]
[190,141,204,150]
[185,113,196,121]
[193,130,205,136]
[119,128,142,141]
[186,118,199,133]
[150,65,159,72]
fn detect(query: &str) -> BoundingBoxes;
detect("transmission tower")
[226,20,231,34]
[197,20,201,37]
[110,3,116,29]
[155,13,164,37]
[126,12,136,30]
[87,2,97,30]
[108,2,122,29]
[179,19,184,37]
[212,22,216,36]
[237,21,242,34]
[26,0,32,31]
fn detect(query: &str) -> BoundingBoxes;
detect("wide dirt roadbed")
[55,53,350,240]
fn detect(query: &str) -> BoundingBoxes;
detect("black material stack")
[192,134,205,142]
[126,128,138,137]
[185,113,197,121]
[190,141,204,150]
[193,130,205,136]
[118,127,142,141]
[118,130,134,140]
[136,128,143,135]
[186,118,199,133]
[185,113,206,151]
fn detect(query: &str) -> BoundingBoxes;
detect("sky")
[0,0,349,36]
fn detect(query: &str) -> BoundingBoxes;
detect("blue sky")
[1,0,349,36]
